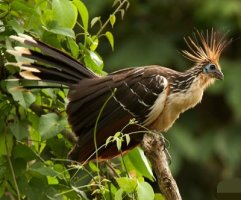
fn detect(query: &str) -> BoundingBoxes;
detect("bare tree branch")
[141,133,182,200]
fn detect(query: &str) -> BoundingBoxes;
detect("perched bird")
[7,30,230,163]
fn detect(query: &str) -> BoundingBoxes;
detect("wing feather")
[67,67,169,162]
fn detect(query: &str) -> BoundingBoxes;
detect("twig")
[141,133,182,200]
[96,0,128,37]
[92,89,116,189]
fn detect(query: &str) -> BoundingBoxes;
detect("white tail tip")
[20,71,41,80]
[9,34,37,44]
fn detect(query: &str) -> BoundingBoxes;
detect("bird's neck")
[170,65,215,93]
[169,66,201,93]
[186,66,216,90]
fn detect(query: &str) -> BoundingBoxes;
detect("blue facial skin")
[203,63,216,73]
[203,63,224,80]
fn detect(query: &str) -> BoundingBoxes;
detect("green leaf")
[0,100,11,121]
[54,164,70,179]
[28,113,43,152]
[0,132,13,156]
[115,188,124,200]
[67,37,80,58]
[0,157,7,180]
[41,9,54,28]
[90,36,99,51]
[7,81,35,109]
[38,113,67,139]
[114,131,121,138]
[12,158,27,177]
[126,1,130,9]
[17,175,29,197]
[52,0,77,28]
[105,31,114,50]
[9,120,29,140]
[125,134,131,146]
[110,14,116,27]
[84,50,103,74]
[154,193,165,200]
[0,180,7,197]
[11,1,37,15]
[116,138,122,151]
[26,177,48,200]
[89,161,100,172]
[44,25,75,38]
[73,0,89,31]
[0,2,9,18]
[105,136,113,146]
[19,91,35,109]
[7,20,24,33]
[47,176,59,185]
[46,137,69,157]
[13,143,36,161]
[120,9,125,19]
[91,16,100,28]
[127,147,154,181]
[137,181,155,200]
[30,162,59,177]
[116,177,137,193]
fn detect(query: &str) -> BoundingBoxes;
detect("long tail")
[6,34,143,163]
[7,33,97,86]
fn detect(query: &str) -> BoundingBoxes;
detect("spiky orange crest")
[182,29,231,64]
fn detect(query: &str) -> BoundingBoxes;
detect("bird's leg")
[158,133,172,165]
[142,131,172,165]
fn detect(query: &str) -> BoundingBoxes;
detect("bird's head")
[202,62,223,80]
[182,29,231,85]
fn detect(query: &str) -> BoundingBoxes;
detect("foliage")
[0,0,165,200]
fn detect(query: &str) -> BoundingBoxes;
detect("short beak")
[213,69,224,80]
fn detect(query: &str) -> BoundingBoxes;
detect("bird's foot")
[159,133,172,165]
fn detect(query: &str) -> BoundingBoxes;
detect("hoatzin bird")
[7,30,230,163]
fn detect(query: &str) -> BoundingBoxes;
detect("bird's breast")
[148,78,204,132]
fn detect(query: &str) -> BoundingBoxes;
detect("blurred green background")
[84,0,241,199]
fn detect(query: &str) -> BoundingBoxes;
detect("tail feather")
[8,62,81,84]
[7,33,97,85]
[24,50,86,80]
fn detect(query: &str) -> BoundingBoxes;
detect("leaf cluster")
[0,0,163,200]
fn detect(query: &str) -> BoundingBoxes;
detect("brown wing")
[67,67,169,162]
[7,34,170,162]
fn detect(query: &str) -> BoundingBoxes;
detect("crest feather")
[182,29,231,63]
